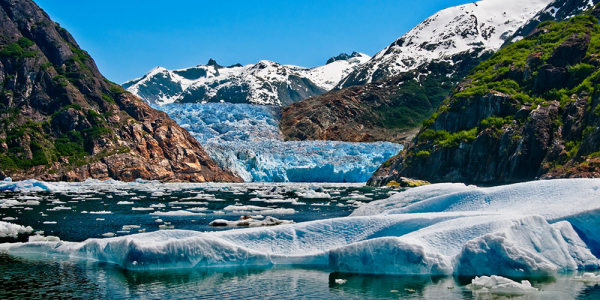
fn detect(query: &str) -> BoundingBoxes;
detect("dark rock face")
[504,0,599,45]
[0,0,242,182]
[280,50,492,143]
[369,14,600,186]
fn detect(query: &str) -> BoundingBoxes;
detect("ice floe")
[0,221,33,239]
[0,179,599,277]
[467,275,538,295]
[209,216,294,227]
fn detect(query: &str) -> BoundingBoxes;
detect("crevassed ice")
[2,179,600,276]
[157,103,403,182]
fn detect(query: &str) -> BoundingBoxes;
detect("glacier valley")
[157,103,403,182]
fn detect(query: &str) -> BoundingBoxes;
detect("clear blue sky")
[35,0,473,84]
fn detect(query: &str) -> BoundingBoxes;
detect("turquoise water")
[1,182,600,299]
[2,254,599,299]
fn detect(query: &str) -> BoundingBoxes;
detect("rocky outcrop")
[336,0,551,89]
[369,13,600,185]
[504,0,599,45]
[280,50,492,143]
[0,0,242,182]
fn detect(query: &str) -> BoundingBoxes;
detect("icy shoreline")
[1,178,599,276]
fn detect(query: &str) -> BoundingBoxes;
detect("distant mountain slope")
[0,0,241,182]
[337,0,553,88]
[369,9,600,185]
[123,52,370,106]
[281,50,492,143]
[505,0,599,44]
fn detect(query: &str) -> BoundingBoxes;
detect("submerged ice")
[157,103,403,182]
[2,179,600,276]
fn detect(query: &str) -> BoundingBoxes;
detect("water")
[1,182,600,299]
[1,254,599,299]
[0,182,393,241]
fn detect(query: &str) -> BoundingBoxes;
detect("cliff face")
[280,51,492,144]
[0,0,242,182]
[369,10,600,186]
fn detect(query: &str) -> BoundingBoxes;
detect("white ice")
[467,275,538,295]
[1,179,599,276]
[0,221,33,239]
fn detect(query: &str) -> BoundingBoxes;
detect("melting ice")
[157,103,403,182]
[2,178,600,277]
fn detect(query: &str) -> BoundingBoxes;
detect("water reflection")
[1,254,599,299]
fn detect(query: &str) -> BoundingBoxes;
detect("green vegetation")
[0,38,37,59]
[419,128,478,148]
[480,116,513,129]
[415,150,431,159]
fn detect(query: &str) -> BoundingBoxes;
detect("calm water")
[1,182,600,299]
[1,254,600,299]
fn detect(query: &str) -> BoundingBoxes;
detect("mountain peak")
[207,58,221,67]
[0,0,241,183]
[326,52,363,64]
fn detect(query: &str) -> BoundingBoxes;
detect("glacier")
[2,178,600,276]
[157,103,403,182]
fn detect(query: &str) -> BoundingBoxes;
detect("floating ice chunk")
[117,201,134,205]
[223,205,271,211]
[42,221,57,225]
[28,235,60,242]
[132,207,154,211]
[122,225,141,231]
[209,216,294,227]
[297,190,331,199]
[89,211,112,214]
[150,204,166,208]
[186,207,208,212]
[572,273,600,283]
[102,232,116,237]
[334,279,347,284]
[47,206,71,211]
[2,217,17,221]
[0,221,33,238]
[168,201,208,206]
[150,211,206,216]
[467,276,538,295]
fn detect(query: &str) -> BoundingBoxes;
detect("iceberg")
[467,276,538,295]
[1,179,599,276]
[0,221,33,239]
[157,103,403,182]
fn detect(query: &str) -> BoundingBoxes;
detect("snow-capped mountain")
[123,53,370,106]
[505,0,598,45]
[337,0,553,88]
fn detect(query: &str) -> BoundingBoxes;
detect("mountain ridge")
[369,7,600,185]
[123,53,371,106]
[0,0,242,182]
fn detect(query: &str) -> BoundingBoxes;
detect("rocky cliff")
[280,50,492,143]
[280,0,553,144]
[0,0,242,182]
[337,0,551,88]
[370,10,600,185]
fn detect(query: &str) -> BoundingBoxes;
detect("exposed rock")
[0,0,242,183]
[385,177,430,188]
[281,51,492,143]
[370,14,600,185]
